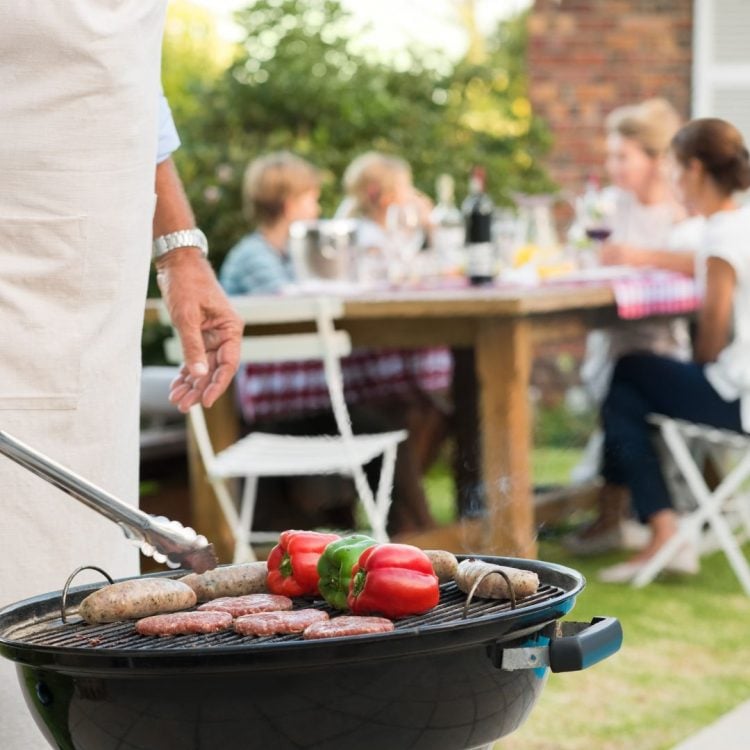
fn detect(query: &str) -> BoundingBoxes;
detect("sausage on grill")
[135,611,233,636]
[424,549,459,584]
[454,559,540,600]
[179,562,268,602]
[303,616,394,640]
[234,609,329,637]
[78,578,197,624]
[197,593,293,617]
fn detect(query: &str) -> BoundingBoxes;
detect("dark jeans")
[602,353,743,523]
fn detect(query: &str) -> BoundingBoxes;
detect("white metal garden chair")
[163,296,405,562]
[631,415,750,594]
[140,365,186,461]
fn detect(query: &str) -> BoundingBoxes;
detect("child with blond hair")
[220,151,321,295]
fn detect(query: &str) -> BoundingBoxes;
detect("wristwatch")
[152,228,209,260]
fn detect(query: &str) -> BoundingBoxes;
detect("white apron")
[0,2,166,747]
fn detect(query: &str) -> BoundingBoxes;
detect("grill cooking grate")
[4,581,563,652]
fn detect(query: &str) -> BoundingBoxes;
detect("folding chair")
[163,296,406,562]
[631,415,750,594]
[140,366,186,461]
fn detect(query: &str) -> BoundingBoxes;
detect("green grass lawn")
[496,541,750,750]
[424,446,583,526]
[423,446,750,750]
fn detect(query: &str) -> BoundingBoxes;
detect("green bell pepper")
[317,534,377,610]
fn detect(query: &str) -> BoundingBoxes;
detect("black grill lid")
[0,557,584,673]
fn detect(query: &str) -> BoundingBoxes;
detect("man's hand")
[156,248,243,412]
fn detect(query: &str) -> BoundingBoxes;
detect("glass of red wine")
[585,226,612,243]
[576,183,614,268]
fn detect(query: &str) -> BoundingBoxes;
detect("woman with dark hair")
[598,117,750,583]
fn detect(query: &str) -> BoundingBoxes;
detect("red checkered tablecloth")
[609,269,701,320]
[237,347,452,423]
[536,267,701,320]
[234,270,699,424]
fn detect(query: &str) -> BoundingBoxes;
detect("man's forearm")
[152,156,243,409]
[154,157,196,237]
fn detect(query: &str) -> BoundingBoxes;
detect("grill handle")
[549,617,623,672]
[500,616,622,673]
[0,429,217,573]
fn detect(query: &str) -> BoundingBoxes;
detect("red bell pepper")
[347,543,440,618]
[267,530,340,597]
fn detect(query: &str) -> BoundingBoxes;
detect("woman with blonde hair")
[566,98,706,555]
[599,98,702,275]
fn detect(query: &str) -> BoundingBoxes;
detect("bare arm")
[154,158,242,412]
[694,256,736,364]
[599,243,696,276]
[153,157,196,237]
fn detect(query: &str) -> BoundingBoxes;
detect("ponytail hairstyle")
[671,118,750,195]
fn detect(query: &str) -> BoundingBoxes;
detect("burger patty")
[303,616,394,640]
[197,593,293,617]
[135,610,233,636]
[233,609,329,636]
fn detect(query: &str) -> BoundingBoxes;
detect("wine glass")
[576,187,615,268]
[385,202,425,284]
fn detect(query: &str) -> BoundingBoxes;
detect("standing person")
[598,117,750,582]
[565,99,705,555]
[0,5,241,747]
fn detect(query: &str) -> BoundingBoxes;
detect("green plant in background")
[160,1,235,123]
[161,0,554,270]
[147,0,554,363]
[534,402,597,449]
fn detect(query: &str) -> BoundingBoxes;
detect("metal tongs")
[0,430,217,573]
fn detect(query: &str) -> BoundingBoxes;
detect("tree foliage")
[163,0,553,267]
[161,2,235,124]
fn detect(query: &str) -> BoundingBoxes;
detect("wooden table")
[148,282,635,561]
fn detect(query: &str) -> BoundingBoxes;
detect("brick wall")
[527,0,694,194]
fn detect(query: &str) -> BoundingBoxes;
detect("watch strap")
[152,228,208,260]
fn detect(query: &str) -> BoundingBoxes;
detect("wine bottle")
[461,166,495,285]
[430,174,464,270]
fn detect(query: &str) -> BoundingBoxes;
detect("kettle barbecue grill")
[0,558,622,750]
